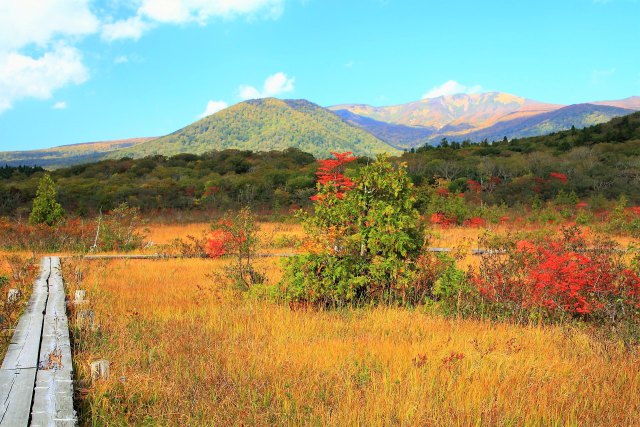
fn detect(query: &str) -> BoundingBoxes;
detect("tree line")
[1,112,639,217]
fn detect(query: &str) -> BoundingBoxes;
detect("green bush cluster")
[280,155,466,307]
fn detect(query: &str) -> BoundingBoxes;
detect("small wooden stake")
[7,289,20,304]
[74,289,87,303]
[76,309,94,329]
[90,359,110,382]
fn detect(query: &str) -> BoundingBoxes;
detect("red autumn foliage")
[473,227,640,320]
[576,201,589,209]
[549,172,568,184]
[311,152,356,200]
[206,219,248,259]
[203,186,220,197]
[205,229,232,258]
[464,217,486,228]
[430,212,455,227]
[532,177,547,194]
[436,187,450,197]
[627,206,640,216]
[467,179,482,193]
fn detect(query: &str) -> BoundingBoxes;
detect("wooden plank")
[1,259,49,371]
[426,247,452,252]
[0,257,51,426]
[0,368,37,427]
[31,257,77,426]
[82,252,297,260]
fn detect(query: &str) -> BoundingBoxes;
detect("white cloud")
[53,101,67,109]
[198,100,228,118]
[0,0,99,51]
[102,16,150,42]
[422,80,483,99]
[138,0,285,24]
[114,55,129,64]
[0,0,97,114]
[239,72,295,100]
[0,44,88,114]
[0,0,289,114]
[239,85,261,100]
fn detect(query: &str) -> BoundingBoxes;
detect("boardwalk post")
[90,360,110,382]
[6,289,20,304]
[74,290,87,304]
[76,309,95,329]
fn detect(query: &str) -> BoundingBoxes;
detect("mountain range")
[1,93,638,168]
[330,93,639,148]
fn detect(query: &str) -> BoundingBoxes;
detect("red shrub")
[203,186,220,197]
[549,172,568,184]
[430,212,455,227]
[206,229,232,258]
[464,217,486,228]
[467,180,482,193]
[436,188,450,197]
[627,206,640,216]
[473,227,640,321]
[206,218,248,259]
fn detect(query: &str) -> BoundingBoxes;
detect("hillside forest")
[1,112,639,223]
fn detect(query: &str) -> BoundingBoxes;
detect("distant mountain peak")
[329,93,636,147]
[592,96,640,111]
[329,91,550,130]
[113,97,399,159]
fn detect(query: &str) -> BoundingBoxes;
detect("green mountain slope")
[113,98,399,159]
[0,138,153,169]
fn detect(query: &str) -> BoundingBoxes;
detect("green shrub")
[280,154,427,307]
[29,174,65,226]
[96,203,147,252]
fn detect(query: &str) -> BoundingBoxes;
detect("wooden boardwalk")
[80,248,506,261]
[0,257,76,426]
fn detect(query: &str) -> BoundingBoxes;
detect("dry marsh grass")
[68,257,640,426]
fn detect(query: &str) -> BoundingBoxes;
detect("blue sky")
[1,0,639,151]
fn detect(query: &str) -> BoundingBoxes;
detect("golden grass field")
[66,250,640,426]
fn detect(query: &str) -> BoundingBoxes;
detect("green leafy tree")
[281,154,426,306]
[29,174,65,226]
